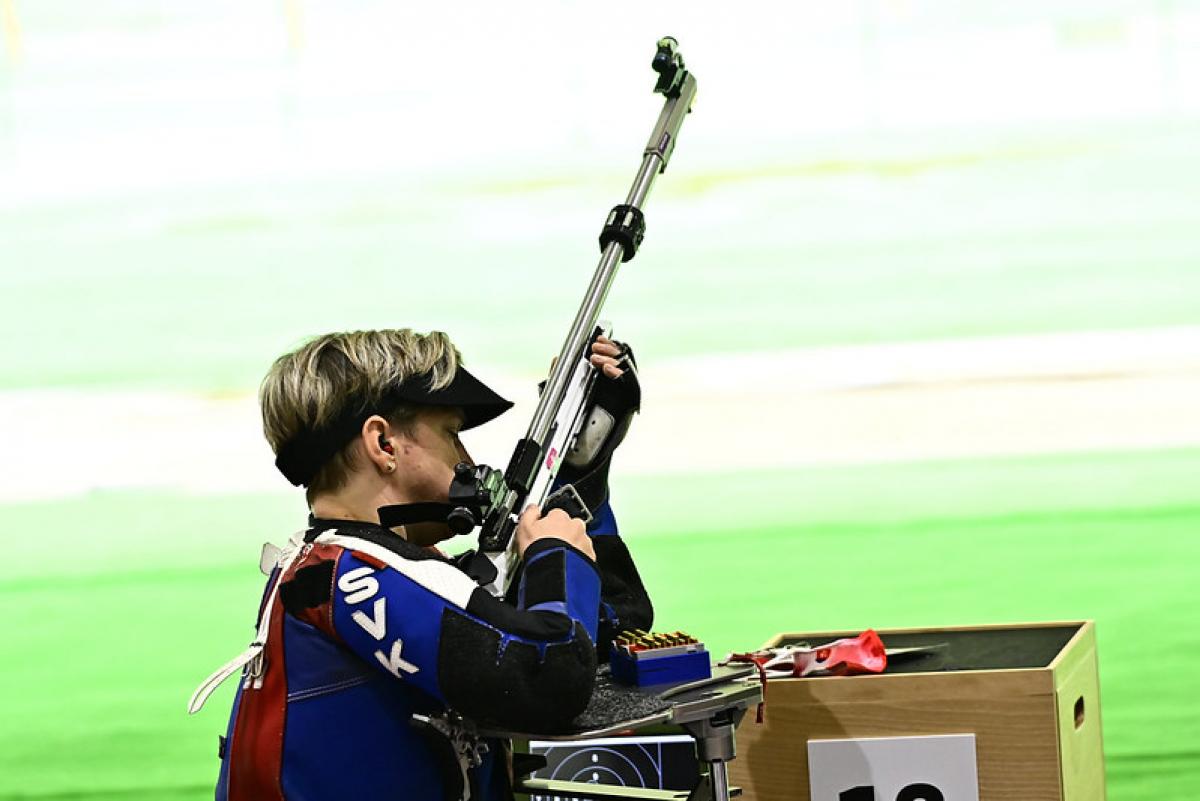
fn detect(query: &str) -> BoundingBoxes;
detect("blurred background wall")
[1,1,1198,798]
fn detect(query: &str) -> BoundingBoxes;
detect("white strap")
[187,644,264,714]
[314,532,478,609]
[187,531,310,715]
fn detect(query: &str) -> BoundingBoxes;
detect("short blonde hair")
[260,329,461,501]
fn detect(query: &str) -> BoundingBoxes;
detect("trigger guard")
[543,484,594,525]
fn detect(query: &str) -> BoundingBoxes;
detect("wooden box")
[729,621,1105,801]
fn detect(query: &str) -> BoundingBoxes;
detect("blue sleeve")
[517,539,602,643]
[325,539,600,731]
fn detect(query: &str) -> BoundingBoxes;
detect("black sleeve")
[582,500,654,659]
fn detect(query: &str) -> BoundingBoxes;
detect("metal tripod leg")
[682,709,742,801]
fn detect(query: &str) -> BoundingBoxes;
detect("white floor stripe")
[3,327,1198,502]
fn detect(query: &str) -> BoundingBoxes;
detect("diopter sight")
[652,36,689,98]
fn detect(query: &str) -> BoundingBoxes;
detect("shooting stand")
[476,664,762,801]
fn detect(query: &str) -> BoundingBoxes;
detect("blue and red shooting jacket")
[215,501,651,801]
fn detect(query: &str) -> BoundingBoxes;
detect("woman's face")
[390,407,471,545]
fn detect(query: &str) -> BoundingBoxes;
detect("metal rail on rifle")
[450,37,697,597]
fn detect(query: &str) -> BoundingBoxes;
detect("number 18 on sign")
[807,733,979,801]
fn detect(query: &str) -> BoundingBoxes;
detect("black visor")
[274,366,513,487]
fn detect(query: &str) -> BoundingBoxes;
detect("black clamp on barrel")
[599,204,646,262]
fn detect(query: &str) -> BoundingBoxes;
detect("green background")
[1,1,1198,798]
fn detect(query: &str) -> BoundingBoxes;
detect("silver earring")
[385,460,396,473]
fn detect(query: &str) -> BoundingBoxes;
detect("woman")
[197,328,652,801]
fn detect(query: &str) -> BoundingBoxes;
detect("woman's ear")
[361,415,398,474]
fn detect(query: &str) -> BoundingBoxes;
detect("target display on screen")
[528,734,697,800]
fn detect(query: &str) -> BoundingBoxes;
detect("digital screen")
[527,734,698,800]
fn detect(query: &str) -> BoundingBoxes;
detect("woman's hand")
[515,505,595,561]
[588,335,627,379]
[548,335,629,380]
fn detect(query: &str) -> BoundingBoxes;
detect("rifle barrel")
[496,45,696,529]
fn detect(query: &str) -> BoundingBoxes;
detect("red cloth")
[721,630,887,724]
[726,629,888,679]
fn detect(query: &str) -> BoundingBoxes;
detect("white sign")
[808,734,979,801]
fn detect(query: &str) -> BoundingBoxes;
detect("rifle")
[386,37,697,598]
